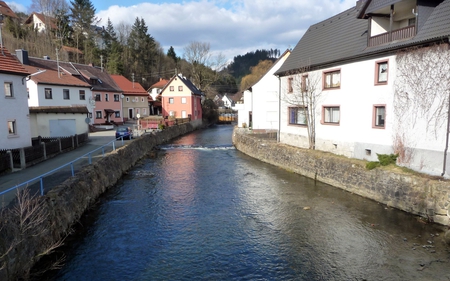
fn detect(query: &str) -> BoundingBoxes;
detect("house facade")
[0,47,32,149]
[274,0,450,176]
[147,78,169,115]
[160,74,203,121]
[24,12,56,33]
[247,50,290,132]
[111,75,148,120]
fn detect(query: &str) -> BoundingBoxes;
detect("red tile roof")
[111,74,148,96]
[23,65,91,87]
[148,78,169,90]
[0,47,30,75]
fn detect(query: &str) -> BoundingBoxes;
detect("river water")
[48,125,450,281]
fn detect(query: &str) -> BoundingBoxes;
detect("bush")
[158,124,165,130]
[366,161,380,170]
[377,153,398,166]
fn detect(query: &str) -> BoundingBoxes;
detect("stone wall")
[233,128,450,226]
[0,121,202,280]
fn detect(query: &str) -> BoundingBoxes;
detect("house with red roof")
[0,47,32,149]
[159,74,203,123]
[147,78,169,115]
[111,75,148,120]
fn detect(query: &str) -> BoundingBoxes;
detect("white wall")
[237,90,253,128]
[29,113,89,137]
[0,73,32,149]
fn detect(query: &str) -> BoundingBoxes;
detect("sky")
[5,0,356,63]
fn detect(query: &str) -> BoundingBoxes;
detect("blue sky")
[6,0,355,62]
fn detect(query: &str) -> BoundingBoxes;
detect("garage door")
[49,119,76,137]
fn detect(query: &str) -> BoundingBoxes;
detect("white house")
[0,47,32,149]
[236,90,253,128]
[221,94,233,109]
[24,13,56,33]
[274,0,450,176]
[250,50,290,132]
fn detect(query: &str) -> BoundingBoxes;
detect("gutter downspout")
[442,90,450,177]
[277,75,281,142]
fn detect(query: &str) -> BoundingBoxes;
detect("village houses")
[147,78,169,116]
[240,0,450,177]
[111,74,148,121]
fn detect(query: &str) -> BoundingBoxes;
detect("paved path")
[0,130,132,206]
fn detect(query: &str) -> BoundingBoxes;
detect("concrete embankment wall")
[1,122,202,280]
[232,128,450,226]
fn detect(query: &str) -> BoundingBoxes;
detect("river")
[45,125,450,281]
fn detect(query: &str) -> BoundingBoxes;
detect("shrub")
[158,124,165,130]
[366,161,380,170]
[377,153,398,166]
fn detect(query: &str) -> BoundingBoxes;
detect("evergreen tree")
[69,0,98,62]
[167,46,179,65]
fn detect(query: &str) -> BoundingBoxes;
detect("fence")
[0,133,89,174]
[138,117,190,130]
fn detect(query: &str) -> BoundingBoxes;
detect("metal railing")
[0,136,129,199]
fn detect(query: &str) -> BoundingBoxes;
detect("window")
[141,97,145,102]
[63,89,70,100]
[323,70,341,89]
[181,110,187,118]
[27,88,29,99]
[409,18,416,26]
[45,88,52,99]
[323,106,340,124]
[289,107,307,125]
[142,108,147,115]
[96,111,102,119]
[95,94,101,101]
[170,86,174,91]
[373,105,385,128]
[7,120,16,135]
[169,110,174,116]
[105,94,109,102]
[301,75,308,93]
[169,98,174,104]
[115,111,120,118]
[181,97,187,104]
[114,94,120,102]
[126,97,129,102]
[375,60,388,84]
[4,82,13,97]
[79,90,85,100]
[178,86,183,91]
[288,77,293,93]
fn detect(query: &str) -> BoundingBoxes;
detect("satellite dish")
[85,117,91,124]
[136,114,141,119]
[121,94,125,99]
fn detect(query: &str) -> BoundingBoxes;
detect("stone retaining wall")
[233,127,450,226]
[0,121,202,280]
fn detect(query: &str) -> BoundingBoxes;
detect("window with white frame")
[373,105,385,128]
[170,86,174,91]
[105,93,109,101]
[181,110,187,118]
[375,61,388,84]
[289,107,307,125]
[79,90,85,100]
[96,111,102,119]
[4,82,13,97]
[323,70,341,89]
[7,120,16,135]
[178,86,183,91]
[169,110,174,116]
[142,108,147,114]
[301,75,308,93]
[169,98,174,104]
[63,89,70,100]
[141,97,145,102]
[323,106,340,124]
[45,88,53,99]
[114,94,120,102]
[181,97,187,104]
[288,77,293,93]
[95,94,101,101]
[126,97,129,102]
[115,111,120,118]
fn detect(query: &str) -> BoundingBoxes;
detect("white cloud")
[97,0,355,61]
[5,1,28,13]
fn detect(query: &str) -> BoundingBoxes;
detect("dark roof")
[29,106,89,114]
[276,0,450,75]
[365,0,401,14]
[179,75,203,96]
[27,57,122,92]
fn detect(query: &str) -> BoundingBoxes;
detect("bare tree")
[31,0,69,16]
[0,189,67,280]
[394,43,450,166]
[280,66,323,149]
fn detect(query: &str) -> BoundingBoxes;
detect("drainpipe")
[277,75,281,142]
[442,90,450,177]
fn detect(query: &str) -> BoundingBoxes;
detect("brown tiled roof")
[148,78,169,90]
[111,74,148,96]
[61,45,83,54]
[29,106,89,114]
[0,1,18,20]
[23,65,91,87]
[0,47,30,75]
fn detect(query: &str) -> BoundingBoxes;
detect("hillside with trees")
[1,0,280,96]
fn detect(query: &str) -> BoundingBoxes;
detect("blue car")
[116,127,133,140]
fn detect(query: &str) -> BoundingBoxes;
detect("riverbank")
[0,121,202,281]
[232,127,450,226]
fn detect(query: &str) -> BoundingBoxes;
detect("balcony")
[368,25,416,47]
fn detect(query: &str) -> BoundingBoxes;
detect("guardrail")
[0,136,129,199]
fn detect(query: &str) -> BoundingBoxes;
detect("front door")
[129,108,133,119]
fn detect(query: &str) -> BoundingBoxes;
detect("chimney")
[16,49,29,65]
[43,55,50,60]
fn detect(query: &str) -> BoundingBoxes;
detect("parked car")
[116,127,133,140]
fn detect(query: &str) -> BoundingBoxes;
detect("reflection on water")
[49,125,450,281]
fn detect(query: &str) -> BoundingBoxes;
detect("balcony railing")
[368,25,415,47]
